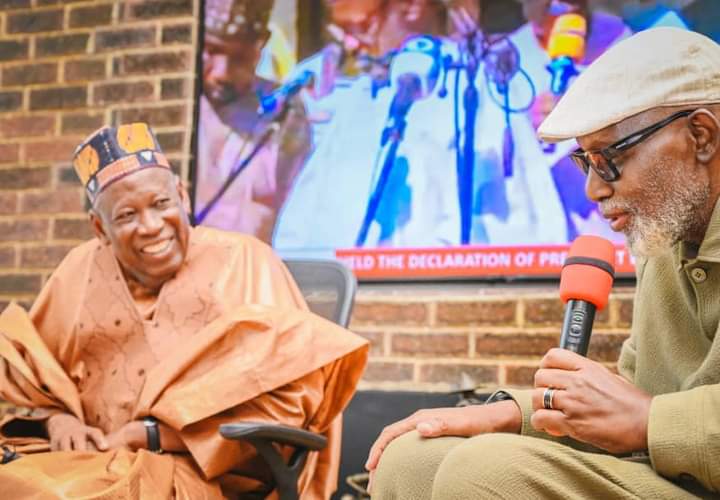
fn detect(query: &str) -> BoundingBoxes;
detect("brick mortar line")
[364,357,620,367]
[355,296,555,304]
[426,300,437,326]
[516,297,526,326]
[353,294,635,303]
[0,126,191,144]
[411,362,420,383]
[370,358,503,365]
[20,49,197,67]
[105,45,196,55]
[357,381,476,392]
[2,17,193,39]
[0,100,195,121]
[0,70,196,92]
[10,135,85,143]
[497,364,507,385]
[106,47,197,60]
[351,326,629,334]
[107,95,195,107]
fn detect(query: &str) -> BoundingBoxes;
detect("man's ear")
[175,175,192,216]
[89,209,110,245]
[689,108,720,164]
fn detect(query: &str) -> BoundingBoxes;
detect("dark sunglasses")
[570,109,696,182]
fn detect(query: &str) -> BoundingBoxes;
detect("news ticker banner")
[336,245,636,279]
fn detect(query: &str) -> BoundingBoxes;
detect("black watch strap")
[485,390,514,405]
[143,416,163,453]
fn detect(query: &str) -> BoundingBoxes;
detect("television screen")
[193,0,711,280]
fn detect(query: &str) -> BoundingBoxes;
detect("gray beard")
[603,164,710,258]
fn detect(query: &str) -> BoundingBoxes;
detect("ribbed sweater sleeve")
[648,384,720,492]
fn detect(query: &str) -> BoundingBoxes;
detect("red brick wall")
[351,287,633,391]
[0,0,636,392]
[0,0,197,308]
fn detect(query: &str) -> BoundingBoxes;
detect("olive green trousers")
[371,431,711,499]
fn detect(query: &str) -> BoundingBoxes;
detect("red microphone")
[559,235,616,356]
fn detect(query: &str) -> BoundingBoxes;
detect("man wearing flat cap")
[0,124,368,498]
[196,0,311,243]
[366,27,720,498]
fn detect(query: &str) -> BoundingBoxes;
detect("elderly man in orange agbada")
[0,123,368,499]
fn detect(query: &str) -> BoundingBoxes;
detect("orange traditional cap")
[72,123,172,200]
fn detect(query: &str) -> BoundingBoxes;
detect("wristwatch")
[143,416,163,453]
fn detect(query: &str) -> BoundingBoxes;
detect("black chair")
[220,259,358,500]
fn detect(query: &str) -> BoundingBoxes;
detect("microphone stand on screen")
[459,34,480,246]
[355,75,419,248]
[439,33,532,245]
[437,33,481,246]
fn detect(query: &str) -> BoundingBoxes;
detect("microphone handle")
[559,299,595,356]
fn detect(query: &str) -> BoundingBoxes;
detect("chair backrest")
[283,259,357,328]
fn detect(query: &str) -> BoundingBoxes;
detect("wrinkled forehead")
[94,167,176,214]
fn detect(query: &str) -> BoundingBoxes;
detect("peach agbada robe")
[0,226,368,499]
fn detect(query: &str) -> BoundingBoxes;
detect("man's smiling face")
[90,167,191,290]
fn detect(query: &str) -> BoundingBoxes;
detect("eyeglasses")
[570,109,696,182]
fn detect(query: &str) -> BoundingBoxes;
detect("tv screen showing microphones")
[193,0,716,280]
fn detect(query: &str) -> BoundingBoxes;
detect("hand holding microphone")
[529,236,652,454]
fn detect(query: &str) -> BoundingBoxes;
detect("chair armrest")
[219,422,327,451]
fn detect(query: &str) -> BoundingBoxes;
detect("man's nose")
[138,210,164,235]
[206,54,229,83]
[585,168,614,203]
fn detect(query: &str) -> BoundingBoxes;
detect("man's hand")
[365,401,521,473]
[448,2,481,44]
[47,413,108,452]
[104,421,145,451]
[531,348,652,454]
[276,96,311,171]
[273,96,311,210]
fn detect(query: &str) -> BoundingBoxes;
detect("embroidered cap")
[205,0,274,40]
[538,27,720,142]
[72,123,172,200]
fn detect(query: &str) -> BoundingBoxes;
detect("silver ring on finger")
[543,387,557,410]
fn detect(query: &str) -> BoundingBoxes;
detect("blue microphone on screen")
[257,70,314,116]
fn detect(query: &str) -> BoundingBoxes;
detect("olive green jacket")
[504,204,720,493]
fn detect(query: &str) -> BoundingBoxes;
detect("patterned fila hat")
[205,0,274,39]
[72,123,172,201]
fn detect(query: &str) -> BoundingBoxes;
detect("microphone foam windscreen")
[547,13,587,62]
[559,235,615,310]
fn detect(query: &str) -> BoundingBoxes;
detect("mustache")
[600,199,635,215]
